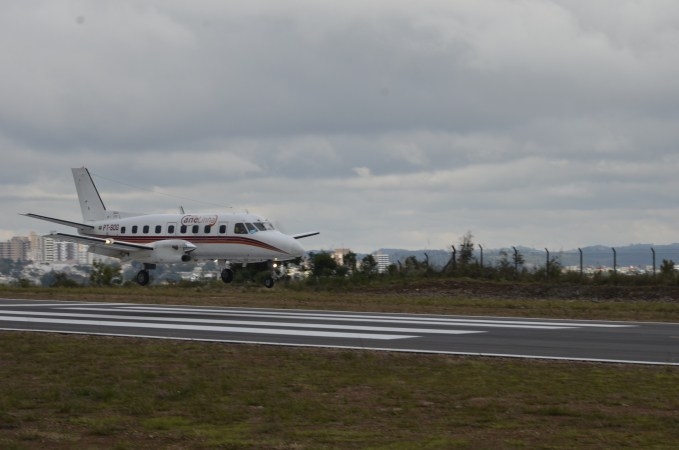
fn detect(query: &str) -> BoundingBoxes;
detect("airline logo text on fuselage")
[181,215,218,226]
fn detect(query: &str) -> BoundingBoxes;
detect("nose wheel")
[217,261,278,288]
[135,269,150,286]
[134,264,155,286]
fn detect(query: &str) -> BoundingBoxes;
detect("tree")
[360,254,378,275]
[533,256,562,281]
[343,252,357,273]
[90,261,122,286]
[457,231,475,267]
[50,272,80,288]
[512,248,525,272]
[660,259,675,280]
[496,250,515,279]
[311,252,338,277]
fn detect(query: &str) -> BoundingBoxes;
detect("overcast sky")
[2,0,679,253]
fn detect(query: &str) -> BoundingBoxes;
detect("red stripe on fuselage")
[84,234,287,254]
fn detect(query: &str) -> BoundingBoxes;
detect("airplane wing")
[49,232,154,252]
[292,231,320,240]
[22,213,95,232]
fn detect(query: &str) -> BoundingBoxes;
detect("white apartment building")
[373,253,391,274]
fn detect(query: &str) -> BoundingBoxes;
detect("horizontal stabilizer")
[22,213,95,231]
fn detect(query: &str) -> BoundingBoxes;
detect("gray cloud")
[2,1,679,252]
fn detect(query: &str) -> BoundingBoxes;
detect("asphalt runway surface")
[1,298,678,365]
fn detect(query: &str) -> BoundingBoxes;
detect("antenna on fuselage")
[179,206,185,214]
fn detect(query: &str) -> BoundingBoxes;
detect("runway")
[1,298,678,365]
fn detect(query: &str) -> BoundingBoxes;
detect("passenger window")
[245,223,257,234]
[132,225,138,234]
[168,225,175,234]
[192,225,199,234]
[143,225,150,234]
[234,223,247,234]
[121,226,126,234]
[204,225,211,234]
[155,225,162,234]
[219,225,227,234]
[180,225,187,234]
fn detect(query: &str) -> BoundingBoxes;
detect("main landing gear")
[220,268,234,283]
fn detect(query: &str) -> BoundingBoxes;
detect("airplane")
[24,167,319,287]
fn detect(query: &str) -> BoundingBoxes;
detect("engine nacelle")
[135,239,197,264]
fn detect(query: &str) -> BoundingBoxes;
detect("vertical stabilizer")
[72,167,106,222]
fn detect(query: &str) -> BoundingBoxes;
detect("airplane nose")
[286,237,306,258]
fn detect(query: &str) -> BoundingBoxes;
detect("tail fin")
[72,167,107,222]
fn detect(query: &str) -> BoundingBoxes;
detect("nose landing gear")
[135,264,156,286]
[217,260,279,288]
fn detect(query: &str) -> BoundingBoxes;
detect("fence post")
[578,247,583,277]
[612,247,617,275]
[512,246,518,273]
[478,244,483,271]
[651,247,656,277]
[545,248,550,279]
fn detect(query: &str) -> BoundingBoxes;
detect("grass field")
[1,281,679,448]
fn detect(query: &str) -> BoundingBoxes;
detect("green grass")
[0,333,679,449]
[2,281,679,447]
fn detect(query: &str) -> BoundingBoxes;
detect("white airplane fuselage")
[84,212,305,264]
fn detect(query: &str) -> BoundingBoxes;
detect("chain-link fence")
[468,246,679,276]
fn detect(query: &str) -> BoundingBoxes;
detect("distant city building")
[373,252,390,274]
[332,248,353,266]
[49,239,91,264]
[0,233,91,265]
[0,236,30,262]
[41,236,56,263]
[27,232,42,262]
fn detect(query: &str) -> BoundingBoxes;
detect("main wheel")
[263,276,275,289]
[221,268,234,283]
[136,270,150,286]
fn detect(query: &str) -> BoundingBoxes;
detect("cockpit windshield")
[234,222,275,234]
[254,221,274,231]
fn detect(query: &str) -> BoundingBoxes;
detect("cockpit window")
[235,222,272,234]
[234,223,247,234]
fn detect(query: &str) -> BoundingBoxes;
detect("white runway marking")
[0,310,482,336]
[0,315,415,340]
[114,306,634,330]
